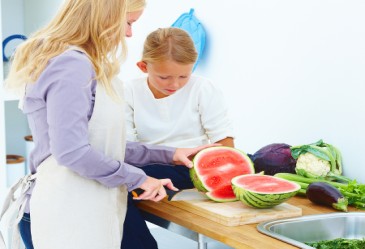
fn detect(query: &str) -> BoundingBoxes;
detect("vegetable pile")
[275,173,365,210]
[305,238,365,249]
[270,139,365,211]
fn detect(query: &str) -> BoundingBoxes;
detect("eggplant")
[306,182,348,212]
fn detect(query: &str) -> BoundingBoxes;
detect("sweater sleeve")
[125,141,175,167]
[198,80,235,143]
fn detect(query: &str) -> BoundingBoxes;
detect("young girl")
[124,27,235,185]
[122,27,235,248]
[1,2,213,249]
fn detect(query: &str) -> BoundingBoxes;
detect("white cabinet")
[0,0,63,204]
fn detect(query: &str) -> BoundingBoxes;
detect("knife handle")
[166,189,180,201]
[131,188,145,197]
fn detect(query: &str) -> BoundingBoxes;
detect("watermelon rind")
[189,167,209,192]
[206,192,237,202]
[231,174,300,208]
[190,146,254,194]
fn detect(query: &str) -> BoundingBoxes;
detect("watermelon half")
[231,174,300,208]
[190,146,254,202]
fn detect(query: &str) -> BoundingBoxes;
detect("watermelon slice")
[190,146,254,202]
[205,185,238,202]
[231,174,300,208]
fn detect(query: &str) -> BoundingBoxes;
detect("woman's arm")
[42,51,147,190]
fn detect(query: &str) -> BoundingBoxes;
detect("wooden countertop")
[137,196,360,249]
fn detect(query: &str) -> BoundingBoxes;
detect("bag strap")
[0,174,37,249]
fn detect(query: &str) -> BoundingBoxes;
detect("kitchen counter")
[137,196,360,249]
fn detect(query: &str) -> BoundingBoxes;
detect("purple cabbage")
[248,143,297,175]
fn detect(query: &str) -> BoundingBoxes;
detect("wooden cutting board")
[165,199,302,226]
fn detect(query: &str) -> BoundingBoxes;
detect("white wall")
[23,0,63,35]
[119,0,365,182]
[1,0,23,38]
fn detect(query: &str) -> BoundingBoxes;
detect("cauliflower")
[291,139,350,182]
[295,152,331,178]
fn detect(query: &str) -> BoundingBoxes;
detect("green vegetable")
[305,238,365,249]
[291,139,351,183]
[274,173,365,210]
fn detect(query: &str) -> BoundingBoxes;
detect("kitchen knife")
[166,188,209,201]
[131,188,209,201]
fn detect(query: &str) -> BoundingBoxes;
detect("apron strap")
[0,174,37,249]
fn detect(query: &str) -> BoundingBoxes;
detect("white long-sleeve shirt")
[124,75,234,147]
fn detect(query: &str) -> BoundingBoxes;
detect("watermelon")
[190,146,254,202]
[205,185,237,202]
[231,174,300,208]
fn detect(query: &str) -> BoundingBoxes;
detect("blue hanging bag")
[172,8,206,71]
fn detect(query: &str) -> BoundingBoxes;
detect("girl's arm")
[215,137,235,147]
[198,78,235,146]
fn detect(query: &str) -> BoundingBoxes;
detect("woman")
[2,1,213,249]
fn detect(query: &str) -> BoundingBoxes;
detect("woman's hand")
[135,177,178,202]
[173,143,221,168]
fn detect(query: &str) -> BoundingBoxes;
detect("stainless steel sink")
[257,212,365,249]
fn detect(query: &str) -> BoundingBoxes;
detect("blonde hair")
[127,0,146,15]
[141,27,197,65]
[6,0,146,96]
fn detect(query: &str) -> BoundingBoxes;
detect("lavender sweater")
[23,50,175,195]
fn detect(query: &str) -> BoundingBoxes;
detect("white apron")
[31,78,127,249]
[0,75,128,249]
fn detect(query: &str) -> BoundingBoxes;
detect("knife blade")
[131,188,209,201]
[166,188,209,201]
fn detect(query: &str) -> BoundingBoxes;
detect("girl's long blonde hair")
[6,0,146,96]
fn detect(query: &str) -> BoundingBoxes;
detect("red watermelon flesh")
[234,174,299,194]
[206,185,238,202]
[190,147,254,202]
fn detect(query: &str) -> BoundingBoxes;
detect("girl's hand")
[134,177,178,202]
[172,143,221,168]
